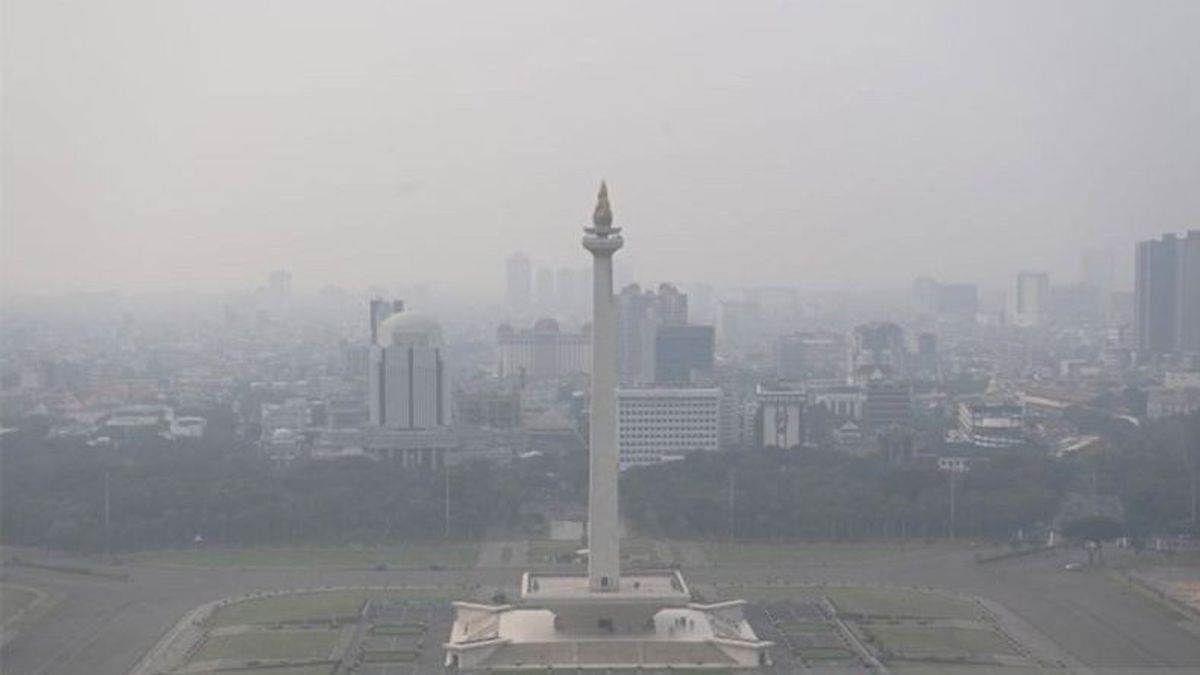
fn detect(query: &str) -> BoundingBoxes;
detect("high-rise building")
[777,331,847,381]
[617,283,694,384]
[617,284,659,384]
[1011,271,1050,328]
[863,376,913,430]
[937,283,979,318]
[268,269,292,298]
[718,300,763,352]
[655,283,688,326]
[1136,231,1200,356]
[617,387,722,468]
[506,252,532,311]
[368,312,451,430]
[654,324,714,384]
[851,322,906,379]
[368,298,404,344]
[913,277,939,314]
[496,319,591,379]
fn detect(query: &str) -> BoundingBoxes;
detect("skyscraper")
[654,282,688,326]
[368,311,451,430]
[1011,271,1050,328]
[1136,231,1200,356]
[654,324,714,384]
[617,284,658,385]
[506,252,532,311]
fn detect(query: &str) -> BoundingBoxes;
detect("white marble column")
[582,182,623,591]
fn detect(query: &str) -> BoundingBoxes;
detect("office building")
[1011,271,1050,328]
[368,312,451,430]
[497,319,590,379]
[863,376,913,430]
[617,387,722,468]
[777,331,848,381]
[851,322,906,379]
[653,324,714,384]
[755,386,805,450]
[1136,231,1200,356]
[655,283,688,326]
[957,403,1025,448]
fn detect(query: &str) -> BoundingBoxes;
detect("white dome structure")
[375,311,443,347]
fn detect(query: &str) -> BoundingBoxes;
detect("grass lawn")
[527,539,582,563]
[778,620,833,633]
[826,587,978,620]
[207,588,456,627]
[149,543,478,569]
[892,662,1051,667]
[226,668,335,675]
[621,539,659,562]
[370,623,426,636]
[0,584,41,625]
[801,646,854,660]
[193,629,339,661]
[867,624,1018,658]
[702,542,937,566]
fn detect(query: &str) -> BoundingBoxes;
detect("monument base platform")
[444,572,772,670]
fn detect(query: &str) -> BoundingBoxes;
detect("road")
[2,545,1198,675]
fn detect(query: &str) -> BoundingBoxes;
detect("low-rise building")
[755,386,806,449]
[1146,386,1200,419]
[957,402,1025,448]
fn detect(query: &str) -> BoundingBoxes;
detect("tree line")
[1,410,1196,553]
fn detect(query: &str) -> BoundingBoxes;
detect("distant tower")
[582,181,623,592]
[506,252,532,311]
[655,283,688,326]
[1011,271,1050,328]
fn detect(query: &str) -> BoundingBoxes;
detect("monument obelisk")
[582,181,622,592]
[443,183,772,670]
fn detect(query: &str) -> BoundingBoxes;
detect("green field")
[892,662,1051,667]
[867,624,1018,657]
[223,668,334,675]
[0,584,41,625]
[714,583,977,621]
[702,542,940,566]
[527,539,583,563]
[148,543,478,569]
[193,629,339,661]
[207,588,456,627]
[826,586,978,619]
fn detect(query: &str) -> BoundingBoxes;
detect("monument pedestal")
[444,571,772,670]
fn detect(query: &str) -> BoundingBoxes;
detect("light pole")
[948,469,957,541]
[728,467,735,543]
[444,459,451,539]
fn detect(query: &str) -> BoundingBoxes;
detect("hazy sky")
[3,1,1197,298]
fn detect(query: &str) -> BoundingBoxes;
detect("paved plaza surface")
[3,544,1200,675]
